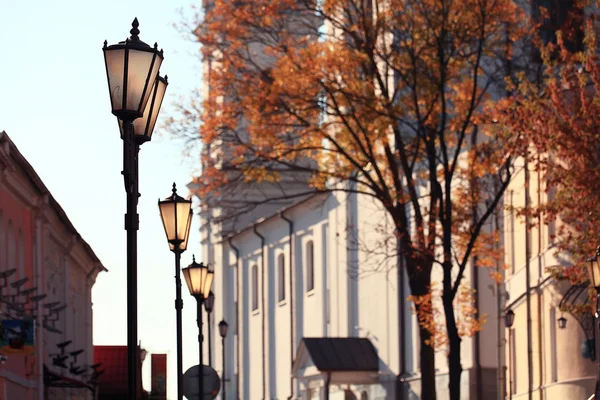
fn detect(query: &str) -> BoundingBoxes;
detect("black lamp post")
[204,291,215,366]
[219,320,229,400]
[158,184,193,400]
[103,18,166,400]
[586,247,600,399]
[183,258,214,400]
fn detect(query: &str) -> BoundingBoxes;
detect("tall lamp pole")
[586,247,600,399]
[204,291,215,366]
[219,320,229,400]
[159,184,193,400]
[183,258,214,400]
[103,18,167,400]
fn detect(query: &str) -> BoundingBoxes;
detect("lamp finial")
[192,254,196,263]
[172,182,177,195]
[130,18,140,41]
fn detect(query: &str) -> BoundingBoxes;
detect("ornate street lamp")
[103,18,166,400]
[183,258,214,400]
[158,183,193,400]
[557,316,567,329]
[504,310,515,328]
[219,320,229,400]
[204,291,215,366]
[586,246,600,398]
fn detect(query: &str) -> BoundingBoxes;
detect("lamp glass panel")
[158,201,176,242]
[125,49,162,113]
[182,267,193,294]
[203,271,214,297]
[181,211,193,251]
[143,77,167,139]
[199,268,208,296]
[104,48,125,111]
[175,201,192,242]
[183,266,204,296]
[168,210,192,252]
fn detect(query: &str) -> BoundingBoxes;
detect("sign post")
[183,365,220,400]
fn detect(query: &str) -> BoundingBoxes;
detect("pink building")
[0,131,106,400]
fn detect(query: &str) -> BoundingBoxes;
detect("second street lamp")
[183,257,214,400]
[204,291,215,366]
[219,320,229,400]
[103,18,166,400]
[158,183,193,400]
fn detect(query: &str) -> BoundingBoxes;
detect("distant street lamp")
[183,258,214,400]
[219,320,229,400]
[158,183,193,400]
[557,316,567,329]
[504,310,515,329]
[204,291,215,366]
[586,247,600,399]
[103,18,166,400]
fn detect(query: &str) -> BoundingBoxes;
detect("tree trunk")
[419,322,437,400]
[408,266,437,400]
[443,292,462,400]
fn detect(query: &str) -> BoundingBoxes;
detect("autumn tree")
[504,3,596,290]
[170,0,531,398]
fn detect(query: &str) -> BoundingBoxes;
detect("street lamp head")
[504,309,515,328]
[204,291,215,313]
[182,256,213,298]
[119,74,168,144]
[587,246,600,290]
[103,18,164,121]
[219,320,229,338]
[158,183,193,253]
[558,316,567,329]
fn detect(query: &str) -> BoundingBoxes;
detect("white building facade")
[197,187,502,399]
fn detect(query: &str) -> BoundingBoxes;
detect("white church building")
[196,186,503,400]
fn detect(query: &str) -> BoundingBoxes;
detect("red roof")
[94,345,143,396]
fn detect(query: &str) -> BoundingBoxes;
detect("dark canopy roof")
[299,338,379,372]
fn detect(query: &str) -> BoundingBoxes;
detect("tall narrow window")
[251,265,259,311]
[306,241,314,292]
[509,190,515,273]
[278,254,285,302]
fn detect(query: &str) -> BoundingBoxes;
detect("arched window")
[7,221,15,272]
[18,229,24,278]
[251,265,259,311]
[306,240,314,292]
[278,254,285,302]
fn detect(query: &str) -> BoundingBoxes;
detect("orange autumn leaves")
[191,0,529,355]
[503,5,600,286]
[410,283,487,350]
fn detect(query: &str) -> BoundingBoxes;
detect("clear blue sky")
[0,1,204,398]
